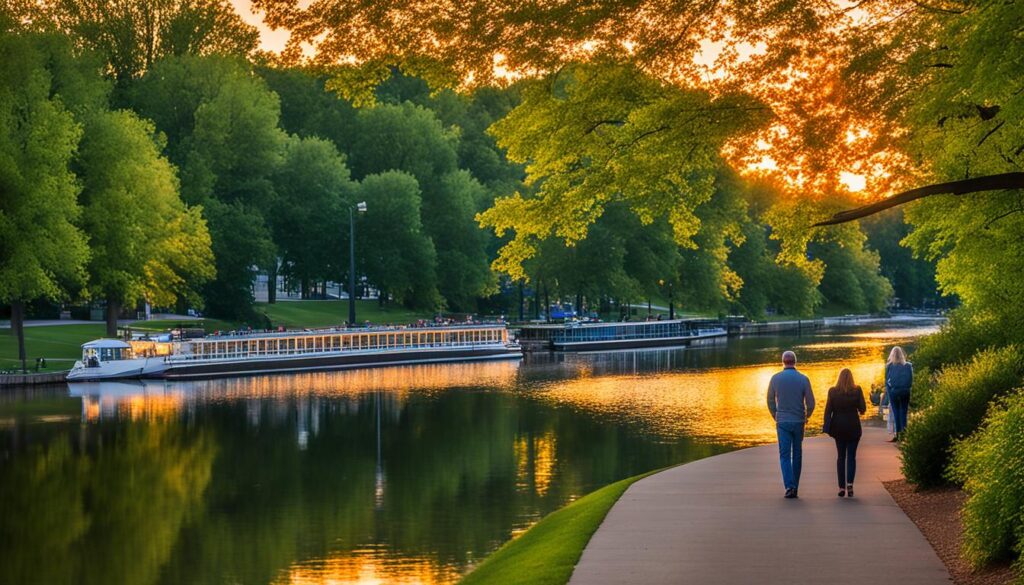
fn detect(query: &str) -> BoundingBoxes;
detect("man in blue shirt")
[767,351,815,499]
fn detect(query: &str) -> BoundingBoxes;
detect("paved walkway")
[570,427,951,585]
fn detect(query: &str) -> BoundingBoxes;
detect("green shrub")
[949,391,1024,573]
[908,365,935,409]
[912,309,1012,372]
[900,345,1024,487]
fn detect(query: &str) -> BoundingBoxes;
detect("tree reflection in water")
[0,322,938,584]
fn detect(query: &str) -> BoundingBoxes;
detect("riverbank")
[460,468,665,585]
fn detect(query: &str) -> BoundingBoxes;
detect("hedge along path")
[459,468,664,585]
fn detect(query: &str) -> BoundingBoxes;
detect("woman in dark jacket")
[885,346,914,441]
[823,368,867,497]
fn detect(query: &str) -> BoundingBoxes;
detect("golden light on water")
[534,344,889,446]
[515,431,557,498]
[278,549,461,585]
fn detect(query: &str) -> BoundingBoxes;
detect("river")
[0,318,940,584]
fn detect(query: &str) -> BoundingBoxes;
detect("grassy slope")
[459,468,662,585]
[255,300,435,328]
[0,324,105,371]
[1,319,234,372]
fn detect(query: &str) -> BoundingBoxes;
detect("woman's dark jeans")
[834,437,860,488]
[889,390,910,433]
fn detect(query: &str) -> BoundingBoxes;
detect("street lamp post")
[659,279,676,320]
[348,201,367,325]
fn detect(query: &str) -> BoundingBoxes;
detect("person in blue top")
[767,351,815,499]
[885,346,914,441]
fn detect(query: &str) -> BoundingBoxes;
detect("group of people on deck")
[766,347,913,499]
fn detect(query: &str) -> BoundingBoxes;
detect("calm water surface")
[0,319,939,584]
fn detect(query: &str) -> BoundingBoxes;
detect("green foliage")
[131,54,284,319]
[0,32,88,305]
[950,391,1024,571]
[348,102,494,310]
[201,199,275,319]
[480,62,768,280]
[42,0,259,82]
[271,135,352,293]
[912,309,1015,374]
[900,345,1024,488]
[258,66,357,151]
[861,209,940,309]
[810,224,893,314]
[76,109,214,310]
[357,171,441,309]
[460,469,661,585]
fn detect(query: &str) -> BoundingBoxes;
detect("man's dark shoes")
[784,488,797,499]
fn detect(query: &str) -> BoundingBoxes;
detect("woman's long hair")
[834,368,858,396]
[887,346,907,365]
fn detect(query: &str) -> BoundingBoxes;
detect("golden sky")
[231,0,290,53]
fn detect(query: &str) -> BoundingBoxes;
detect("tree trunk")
[106,298,121,338]
[544,285,550,323]
[11,300,26,373]
[533,285,540,320]
[576,293,583,317]
[301,278,310,300]
[267,263,277,304]
[518,280,525,322]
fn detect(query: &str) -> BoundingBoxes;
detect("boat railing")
[162,337,509,363]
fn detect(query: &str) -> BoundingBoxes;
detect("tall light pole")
[348,201,367,325]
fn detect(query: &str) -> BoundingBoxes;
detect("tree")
[131,55,285,319]
[861,209,939,309]
[478,62,767,279]
[76,109,214,335]
[258,65,358,152]
[357,171,441,309]
[0,32,88,371]
[348,103,494,310]
[271,135,352,299]
[42,0,259,85]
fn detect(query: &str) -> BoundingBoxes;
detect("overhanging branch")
[813,172,1024,226]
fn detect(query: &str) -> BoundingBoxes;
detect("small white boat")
[67,339,167,381]
[67,324,522,381]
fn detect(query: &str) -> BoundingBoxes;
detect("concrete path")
[570,427,951,585]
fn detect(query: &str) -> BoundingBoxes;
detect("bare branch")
[813,172,1024,226]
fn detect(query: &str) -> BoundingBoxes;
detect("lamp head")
[356,201,368,212]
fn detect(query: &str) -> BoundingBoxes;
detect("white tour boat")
[67,324,522,381]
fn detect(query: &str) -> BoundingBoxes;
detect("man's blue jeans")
[776,421,805,490]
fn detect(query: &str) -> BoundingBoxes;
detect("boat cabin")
[81,339,134,367]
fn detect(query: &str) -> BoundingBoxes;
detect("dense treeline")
[1,2,940,370]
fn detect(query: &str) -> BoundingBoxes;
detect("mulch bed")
[884,479,1017,585]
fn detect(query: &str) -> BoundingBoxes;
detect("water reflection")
[0,320,939,585]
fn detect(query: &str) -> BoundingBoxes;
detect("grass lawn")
[459,468,664,585]
[0,324,104,372]
[126,318,237,332]
[255,300,435,329]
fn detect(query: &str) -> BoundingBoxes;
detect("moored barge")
[67,324,521,381]
[517,319,727,352]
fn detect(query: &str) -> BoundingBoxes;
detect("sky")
[230,0,290,53]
